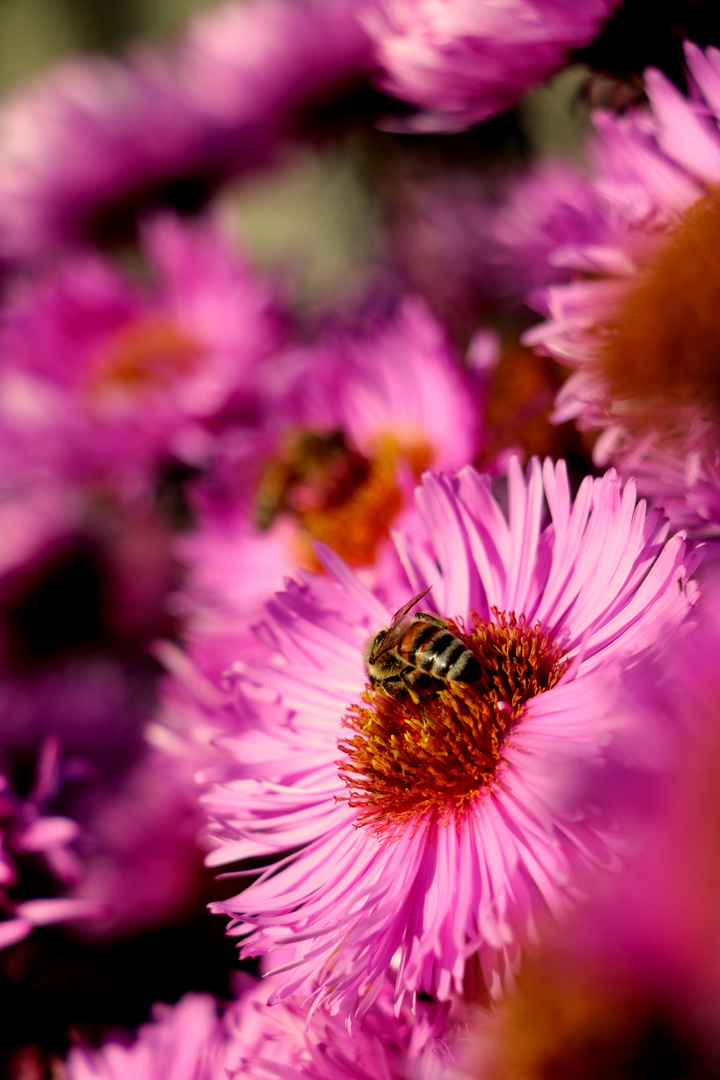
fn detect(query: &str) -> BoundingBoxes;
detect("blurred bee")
[364,587,481,701]
[255,430,369,530]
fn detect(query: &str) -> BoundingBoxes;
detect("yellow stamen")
[255,429,432,570]
[338,611,567,833]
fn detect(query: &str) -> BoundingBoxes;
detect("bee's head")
[363,628,387,672]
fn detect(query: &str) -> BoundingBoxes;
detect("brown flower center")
[602,188,720,427]
[89,317,202,404]
[255,429,431,569]
[338,611,568,833]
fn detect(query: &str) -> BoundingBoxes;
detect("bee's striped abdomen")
[403,620,481,683]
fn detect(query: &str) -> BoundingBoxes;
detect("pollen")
[255,429,432,570]
[338,611,568,833]
[88,317,202,404]
[602,188,720,427]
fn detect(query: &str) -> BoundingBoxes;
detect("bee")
[254,430,369,531]
[364,587,481,701]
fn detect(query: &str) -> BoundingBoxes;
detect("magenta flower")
[178,298,482,679]
[0,214,281,498]
[0,485,206,947]
[365,0,620,130]
[179,0,373,140]
[0,51,266,262]
[457,589,720,1080]
[200,457,699,1018]
[0,737,106,949]
[65,993,227,1080]
[0,0,372,262]
[67,747,207,942]
[64,974,450,1080]
[222,972,453,1080]
[524,44,720,538]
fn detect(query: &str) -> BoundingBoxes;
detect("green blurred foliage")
[0,0,215,90]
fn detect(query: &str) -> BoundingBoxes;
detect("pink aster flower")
[199,456,699,1018]
[365,0,620,130]
[524,43,720,538]
[65,992,227,1080]
[64,973,451,1080]
[0,737,106,950]
[0,0,372,263]
[0,50,268,262]
[456,590,720,1080]
[179,0,373,141]
[0,213,281,499]
[177,298,483,678]
[0,485,207,947]
[222,972,453,1080]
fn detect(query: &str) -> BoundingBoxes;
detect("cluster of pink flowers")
[2,0,720,1075]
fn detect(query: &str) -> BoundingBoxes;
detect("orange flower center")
[255,429,432,569]
[89,317,202,404]
[602,189,720,426]
[338,611,567,833]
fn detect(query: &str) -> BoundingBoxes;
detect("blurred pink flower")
[0,487,174,768]
[179,0,373,140]
[0,51,267,262]
[0,738,107,949]
[64,972,451,1080]
[0,0,373,262]
[525,44,720,538]
[176,298,483,679]
[0,487,205,947]
[0,214,282,499]
[222,971,453,1079]
[199,457,698,1018]
[68,746,209,943]
[365,0,620,130]
[65,992,227,1080]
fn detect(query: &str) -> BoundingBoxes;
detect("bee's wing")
[371,587,433,660]
[389,586,432,628]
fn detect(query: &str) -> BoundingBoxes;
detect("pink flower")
[65,993,227,1080]
[0,214,282,498]
[67,747,207,942]
[0,51,267,262]
[222,971,453,1079]
[0,738,107,949]
[0,487,204,947]
[0,487,173,767]
[489,159,608,306]
[199,457,699,1018]
[0,0,372,262]
[524,44,720,538]
[64,974,451,1080]
[365,0,620,130]
[454,587,720,1080]
[177,298,483,678]
[179,0,373,139]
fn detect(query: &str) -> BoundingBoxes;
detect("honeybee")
[363,587,481,701]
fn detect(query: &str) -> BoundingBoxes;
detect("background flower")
[524,43,720,537]
[365,0,620,129]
